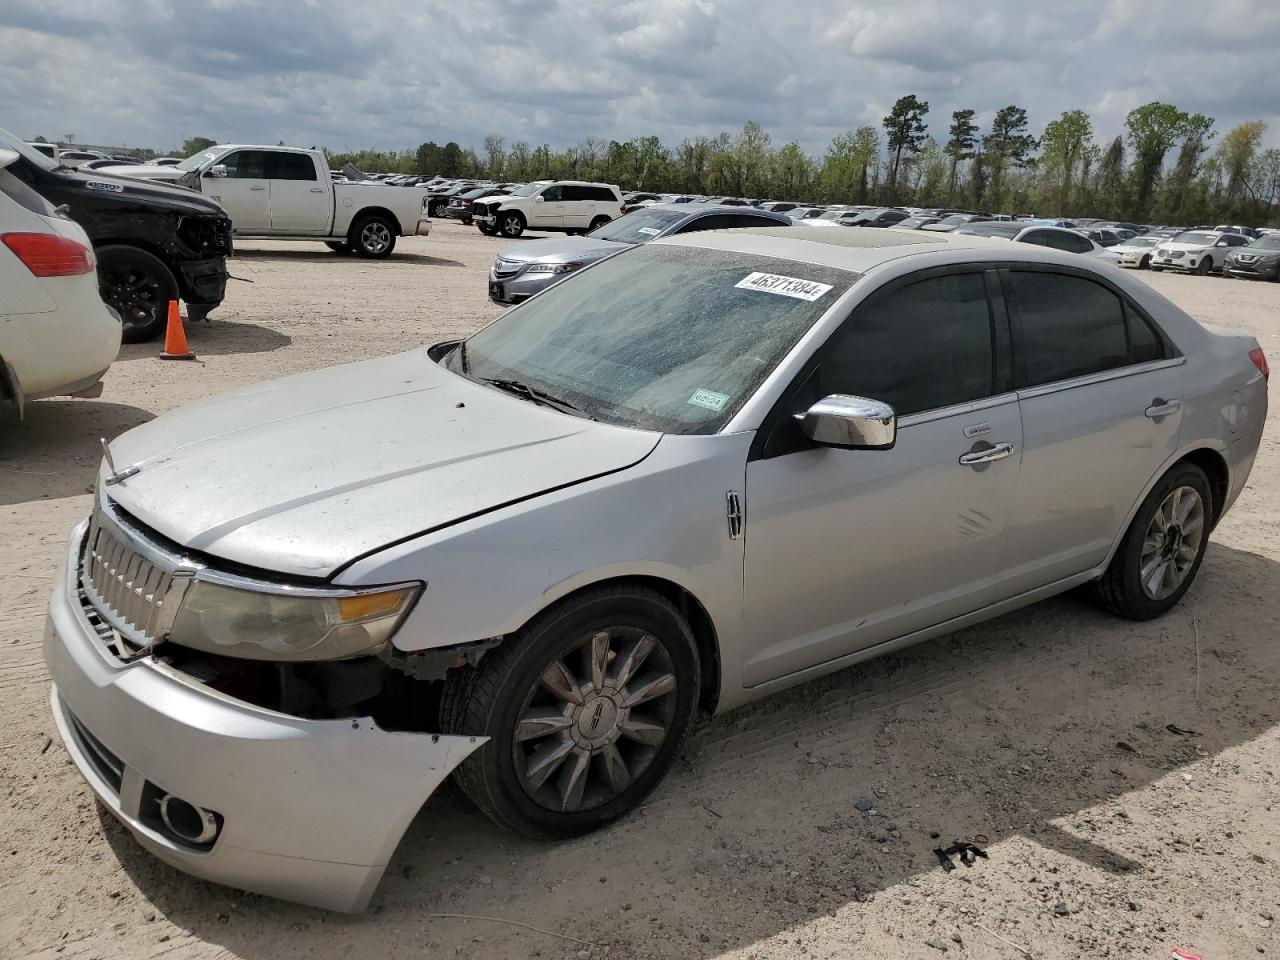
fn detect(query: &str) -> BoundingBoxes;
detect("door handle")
[959,442,1015,466]
[309,187,325,193]
[249,185,266,191]
[1145,398,1181,419]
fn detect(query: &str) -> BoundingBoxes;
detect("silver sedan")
[45,227,1266,912]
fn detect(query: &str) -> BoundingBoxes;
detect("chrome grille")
[80,506,192,648]
[493,258,522,279]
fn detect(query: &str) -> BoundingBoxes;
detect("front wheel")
[589,216,611,232]
[95,245,178,343]
[442,586,700,838]
[1093,462,1212,620]
[1196,257,1213,276]
[350,214,396,258]
[499,211,525,238]
[1139,255,1151,270]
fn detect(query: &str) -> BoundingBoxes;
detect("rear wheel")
[1094,462,1212,620]
[589,216,611,232]
[350,214,396,258]
[442,586,699,838]
[428,200,447,218]
[95,245,178,343]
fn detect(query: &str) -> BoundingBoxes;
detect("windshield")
[1174,231,1218,245]
[0,126,59,172]
[588,208,686,243]
[938,214,970,226]
[176,149,221,172]
[957,223,1021,239]
[509,181,550,198]
[1249,236,1280,251]
[449,244,855,433]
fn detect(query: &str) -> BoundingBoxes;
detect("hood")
[103,350,660,578]
[45,166,227,217]
[95,163,185,181]
[1113,241,1156,253]
[497,236,628,263]
[1158,239,1215,252]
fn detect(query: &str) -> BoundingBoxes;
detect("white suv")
[473,180,623,238]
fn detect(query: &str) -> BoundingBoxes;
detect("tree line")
[222,98,1280,225]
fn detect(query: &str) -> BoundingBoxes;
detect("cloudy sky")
[2,0,1277,156]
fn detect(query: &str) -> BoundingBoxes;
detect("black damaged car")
[1,127,231,342]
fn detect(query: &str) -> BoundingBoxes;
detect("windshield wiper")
[482,378,595,420]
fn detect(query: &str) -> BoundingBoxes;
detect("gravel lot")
[2,220,1278,960]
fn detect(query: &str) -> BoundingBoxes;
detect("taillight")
[1249,346,1269,382]
[2,232,95,277]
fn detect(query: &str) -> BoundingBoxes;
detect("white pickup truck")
[97,145,431,258]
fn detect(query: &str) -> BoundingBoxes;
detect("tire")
[477,223,498,236]
[1196,257,1212,276]
[1139,255,1151,270]
[1093,462,1213,621]
[429,201,447,218]
[95,245,178,343]
[350,214,396,258]
[499,211,525,239]
[325,240,352,254]
[589,216,611,232]
[442,585,700,839]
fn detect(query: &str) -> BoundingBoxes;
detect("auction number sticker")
[637,226,661,236]
[688,388,730,411]
[735,272,832,301]
[85,181,124,193]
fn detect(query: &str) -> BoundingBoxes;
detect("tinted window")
[677,214,734,232]
[731,214,787,228]
[1226,234,1249,246]
[1005,271,1165,386]
[560,185,587,201]
[540,185,563,201]
[817,273,995,417]
[221,150,266,178]
[589,186,617,202]
[268,152,317,180]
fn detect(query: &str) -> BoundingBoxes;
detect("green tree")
[483,135,505,178]
[982,105,1036,211]
[819,126,879,203]
[1038,109,1093,214]
[1124,102,1194,219]
[181,136,218,156]
[944,109,979,202]
[882,94,929,196]
[771,141,815,198]
[1160,114,1215,223]
[1219,121,1265,217]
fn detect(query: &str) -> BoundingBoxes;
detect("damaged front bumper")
[176,256,229,309]
[43,521,485,912]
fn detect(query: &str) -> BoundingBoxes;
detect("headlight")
[171,579,419,661]
[524,261,583,275]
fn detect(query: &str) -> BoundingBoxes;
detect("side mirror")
[794,394,896,450]
[533,194,545,202]
[205,164,228,178]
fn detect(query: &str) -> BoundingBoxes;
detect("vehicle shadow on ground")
[0,401,154,505]
[117,320,291,360]
[230,250,466,268]
[97,542,1280,959]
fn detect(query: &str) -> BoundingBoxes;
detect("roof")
[653,225,1028,273]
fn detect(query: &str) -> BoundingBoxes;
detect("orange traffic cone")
[158,300,196,361]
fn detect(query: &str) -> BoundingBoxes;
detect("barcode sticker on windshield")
[637,226,661,236]
[735,272,833,301]
[689,388,730,411]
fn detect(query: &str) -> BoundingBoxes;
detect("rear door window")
[267,152,317,180]
[1003,270,1169,387]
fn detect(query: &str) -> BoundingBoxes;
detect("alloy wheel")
[99,265,163,337]
[361,221,391,254]
[1139,485,1206,600]
[513,626,678,813]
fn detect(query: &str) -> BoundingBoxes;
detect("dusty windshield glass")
[177,150,220,172]
[588,209,685,243]
[0,126,59,173]
[451,244,855,434]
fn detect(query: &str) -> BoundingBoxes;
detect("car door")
[560,185,593,229]
[531,185,565,229]
[994,266,1184,599]
[204,150,270,232]
[266,151,331,233]
[1214,233,1248,268]
[741,267,1022,686]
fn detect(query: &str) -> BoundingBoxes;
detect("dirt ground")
[2,221,1279,960]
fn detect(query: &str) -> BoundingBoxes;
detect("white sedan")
[0,146,120,415]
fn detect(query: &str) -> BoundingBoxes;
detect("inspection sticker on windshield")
[688,388,730,411]
[637,226,661,236]
[735,272,833,301]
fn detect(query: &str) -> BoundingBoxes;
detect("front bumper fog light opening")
[147,784,223,848]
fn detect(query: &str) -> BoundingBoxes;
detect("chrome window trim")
[1015,356,1186,402]
[896,392,1020,429]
